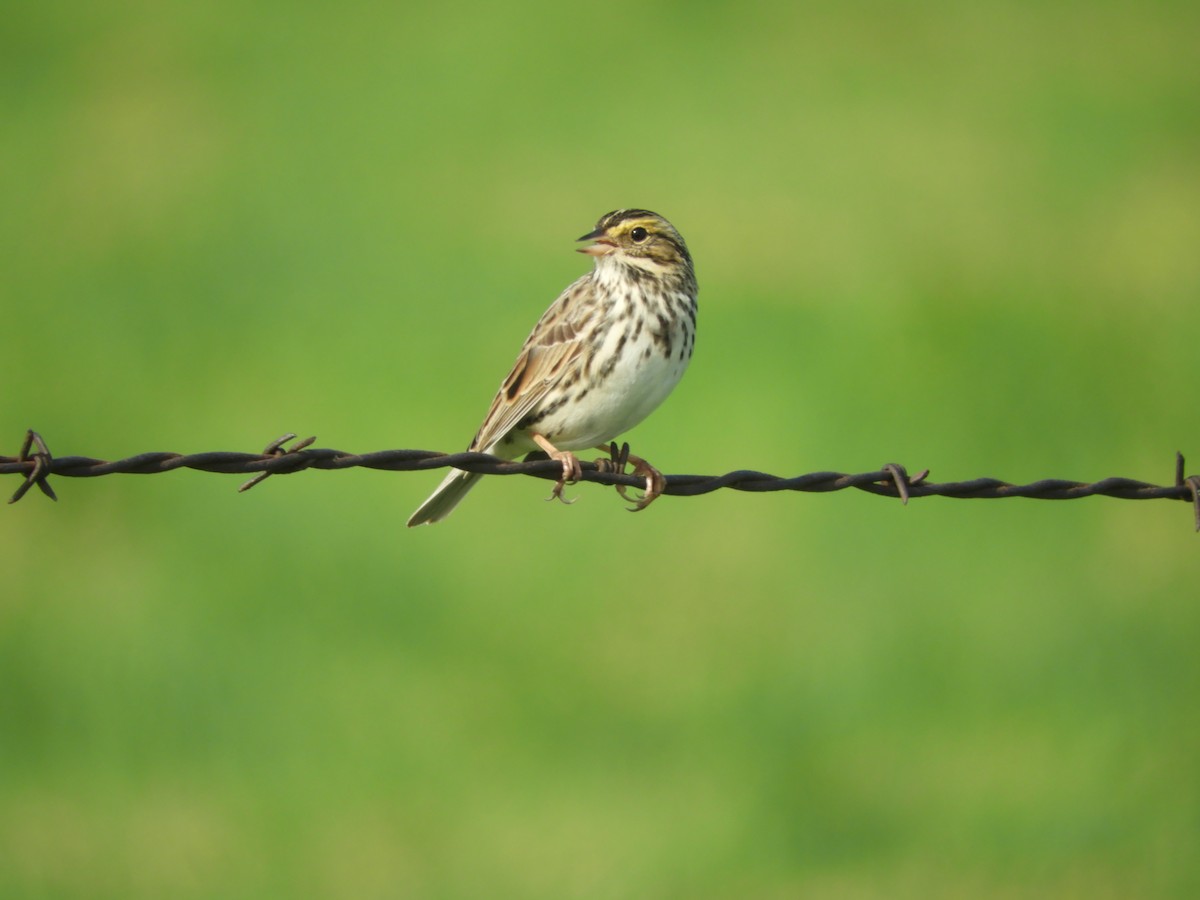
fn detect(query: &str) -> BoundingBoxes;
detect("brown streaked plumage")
[407,209,697,526]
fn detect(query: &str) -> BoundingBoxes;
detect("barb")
[238,433,317,493]
[3,430,1198,532]
[1177,451,1200,533]
[6,430,57,504]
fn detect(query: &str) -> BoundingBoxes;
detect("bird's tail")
[406,467,482,526]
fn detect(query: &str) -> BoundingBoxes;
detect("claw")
[596,443,665,512]
[620,456,666,511]
[546,478,579,505]
[542,448,581,505]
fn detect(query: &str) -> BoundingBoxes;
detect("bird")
[407,209,698,526]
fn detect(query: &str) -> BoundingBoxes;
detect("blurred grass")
[2,1,1199,897]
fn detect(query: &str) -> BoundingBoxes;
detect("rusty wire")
[3,430,1199,532]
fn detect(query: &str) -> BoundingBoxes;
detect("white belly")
[541,289,694,451]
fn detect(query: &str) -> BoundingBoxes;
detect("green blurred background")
[3,2,1198,897]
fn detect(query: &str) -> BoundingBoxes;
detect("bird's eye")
[629,226,649,243]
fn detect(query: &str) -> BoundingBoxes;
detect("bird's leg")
[531,433,582,505]
[594,443,666,512]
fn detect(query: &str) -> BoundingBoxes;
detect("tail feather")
[406,468,483,526]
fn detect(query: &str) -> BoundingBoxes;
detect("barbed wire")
[3,430,1198,531]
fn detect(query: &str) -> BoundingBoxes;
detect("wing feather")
[469,275,594,453]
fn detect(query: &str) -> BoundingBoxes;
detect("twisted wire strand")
[4,430,1199,531]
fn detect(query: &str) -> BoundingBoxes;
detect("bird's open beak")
[576,228,616,256]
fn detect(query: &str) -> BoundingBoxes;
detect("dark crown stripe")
[600,208,658,225]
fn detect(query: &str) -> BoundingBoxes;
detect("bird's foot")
[545,450,582,505]
[597,442,666,512]
[531,433,582,505]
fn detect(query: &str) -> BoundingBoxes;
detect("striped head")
[577,209,693,275]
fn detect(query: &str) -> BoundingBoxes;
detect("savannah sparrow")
[407,209,698,526]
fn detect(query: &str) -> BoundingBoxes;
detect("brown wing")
[468,273,595,453]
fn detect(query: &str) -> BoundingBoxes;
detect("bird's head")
[576,209,692,273]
